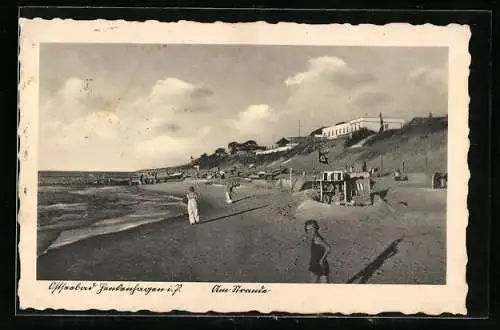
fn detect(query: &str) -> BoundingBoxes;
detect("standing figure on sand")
[304,220,332,283]
[186,186,200,225]
[225,178,234,204]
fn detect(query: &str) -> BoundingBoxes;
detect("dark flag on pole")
[318,150,328,164]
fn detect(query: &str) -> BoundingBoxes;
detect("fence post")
[343,179,348,203]
[320,180,323,202]
[290,167,293,192]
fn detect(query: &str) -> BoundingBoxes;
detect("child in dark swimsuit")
[304,220,331,283]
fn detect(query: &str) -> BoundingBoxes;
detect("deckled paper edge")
[17,19,470,315]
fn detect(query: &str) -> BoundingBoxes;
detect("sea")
[37,171,187,257]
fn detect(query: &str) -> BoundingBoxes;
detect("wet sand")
[37,178,446,284]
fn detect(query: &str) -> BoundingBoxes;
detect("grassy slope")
[283,129,447,175]
[194,117,447,176]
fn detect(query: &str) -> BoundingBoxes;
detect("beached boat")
[164,172,185,181]
[254,169,281,180]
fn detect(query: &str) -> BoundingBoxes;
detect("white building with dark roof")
[350,116,405,132]
[321,121,352,139]
[321,116,405,140]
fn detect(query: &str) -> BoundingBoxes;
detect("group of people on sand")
[140,172,159,185]
[344,161,372,174]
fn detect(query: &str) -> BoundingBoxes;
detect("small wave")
[147,195,183,202]
[38,202,87,212]
[38,186,74,193]
[166,195,183,201]
[124,212,173,219]
[37,213,89,231]
[73,186,126,195]
[41,211,186,254]
[88,213,169,227]
[162,201,186,207]
[135,194,183,202]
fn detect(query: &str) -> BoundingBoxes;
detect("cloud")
[136,77,212,111]
[353,91,392,109]
[116,77,215,138]
[404,66,448,114]
[38,55,449,171]
[155,122,182,134]
[408,67,447,87]
[281,56,449,135]
[39,76,216,170]
[285,56,375,90]
[65,112,121,141]
[130,127,213,169]
[282,56,380,135]
[119,78,213,121]
[41,77,104,124]
[225,104,281,142]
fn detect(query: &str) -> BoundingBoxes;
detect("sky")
[39,44,448,171]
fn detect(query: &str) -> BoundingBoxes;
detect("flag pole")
[312,134,316,176]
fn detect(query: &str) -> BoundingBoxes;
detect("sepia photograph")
[36,43,449,284]
[18,19,469,314]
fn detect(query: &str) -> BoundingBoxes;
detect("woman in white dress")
[186,186,200,225]
[225,179,233,204]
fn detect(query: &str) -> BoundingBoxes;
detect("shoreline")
[37,184,190,256]
[36,179,446,284]
[37,181,277,256]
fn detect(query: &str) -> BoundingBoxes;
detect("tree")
[228,141,239,154]
[241,140,259,151]
[275,137,290,147]
[243,140,258,147]
[215,147,226,155]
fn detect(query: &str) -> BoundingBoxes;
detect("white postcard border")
[18,18,470,315]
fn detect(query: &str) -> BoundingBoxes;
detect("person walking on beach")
[225,178,234,203]
[186,186,200,225]
[304,220,331,283]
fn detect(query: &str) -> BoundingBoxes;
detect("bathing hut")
[316,170,372,205]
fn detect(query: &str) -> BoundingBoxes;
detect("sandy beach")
[37,176,446,284]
